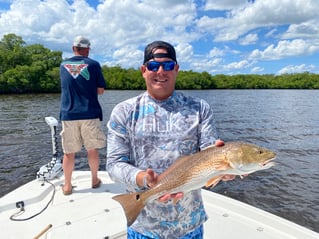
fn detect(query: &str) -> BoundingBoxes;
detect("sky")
[0,0,319,75]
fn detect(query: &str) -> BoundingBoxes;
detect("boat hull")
[0,171,318,239]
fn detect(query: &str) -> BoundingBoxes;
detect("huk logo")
[63,62,90,80]
[142,114,197,133]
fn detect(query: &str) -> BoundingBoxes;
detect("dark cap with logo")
[143,41,177,64]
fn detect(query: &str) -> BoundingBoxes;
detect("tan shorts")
[60,119,106,154]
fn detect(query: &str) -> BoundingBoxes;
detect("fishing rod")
[36,116,63,180]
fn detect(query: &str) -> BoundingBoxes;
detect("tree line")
[1,34,319,94]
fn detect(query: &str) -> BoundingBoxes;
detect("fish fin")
[213,157,230,171]
[112,192,145,226]
[205,176,223,188]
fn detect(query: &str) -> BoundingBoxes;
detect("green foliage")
[1,34,319,93]
[212,73,319,89]
[102,65,145,90]
[0,34,62,93]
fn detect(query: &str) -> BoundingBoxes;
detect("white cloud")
[0,0,318,74]
[277,64,316,75]
[265,28,278,38]
[0,0,200,68]
[175,42,194,63]
[197,0,319,42]
[251,66,264,73]
[282,20,319,39]
[249,39,319,60]
[208,47,224,57]
[239,33,258,45]
[190,58,222,73]
[224,60,250,70]
[203,0,247,11]
[111,45,143,68]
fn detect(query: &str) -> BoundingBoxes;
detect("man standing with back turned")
[59,36,106,195]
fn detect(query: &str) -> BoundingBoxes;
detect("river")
[0,90,318,232]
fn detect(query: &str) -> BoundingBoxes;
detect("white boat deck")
[203,189,318,239]
[0,171,318,239]
[0,171,127,239]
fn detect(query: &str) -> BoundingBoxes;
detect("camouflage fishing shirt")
[107,91,219,238]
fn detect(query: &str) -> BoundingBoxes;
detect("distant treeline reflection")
[1,34,319,94]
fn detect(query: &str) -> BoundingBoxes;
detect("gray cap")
[73,36,91,48]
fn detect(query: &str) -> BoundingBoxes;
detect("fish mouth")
[261,157,276,168]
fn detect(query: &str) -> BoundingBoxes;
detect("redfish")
[112,141,276,226]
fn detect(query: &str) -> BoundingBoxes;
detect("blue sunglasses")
[146,61,176,72]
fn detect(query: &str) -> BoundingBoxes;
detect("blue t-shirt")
[107,91,219,238]
[59,56,106,121]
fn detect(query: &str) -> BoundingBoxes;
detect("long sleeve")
[105,91,220,238]
[106,98,142,190]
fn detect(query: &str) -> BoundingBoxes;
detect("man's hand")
[137,168,158,188]
[221,175,236,181]
[159,192,184,204]
[137,169,184,203]
[221,174,249,181]
[215,139,225,147]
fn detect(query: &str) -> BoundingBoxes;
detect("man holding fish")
[106,41,275,238]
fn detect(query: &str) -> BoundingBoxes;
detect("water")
[0,90,318,232]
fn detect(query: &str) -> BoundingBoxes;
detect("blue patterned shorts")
[127,225,203,239]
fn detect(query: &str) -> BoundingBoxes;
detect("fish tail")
[112,192,145,226]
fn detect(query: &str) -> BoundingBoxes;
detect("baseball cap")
[143,40,177,64]
[73,36,91,48]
